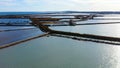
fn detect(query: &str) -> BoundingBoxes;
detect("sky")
[0,0,120,12]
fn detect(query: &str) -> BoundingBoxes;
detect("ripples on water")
[0,14,120,68]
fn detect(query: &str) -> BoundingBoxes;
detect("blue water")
[0,26,43,46]
[0,19,30,24]
[0,11,62,15]
[0,12,120,68]
[0,12,47,15]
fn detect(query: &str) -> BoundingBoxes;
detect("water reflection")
[51,34,120,45]
[0,35,120,68]
[0,26,43,46]
[50,23,120,38]
[0,14,120,68]
[98,46,120,68]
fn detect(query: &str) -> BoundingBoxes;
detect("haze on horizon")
[0,0,120,12]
